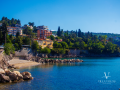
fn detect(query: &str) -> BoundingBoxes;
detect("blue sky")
[0,0,120,33]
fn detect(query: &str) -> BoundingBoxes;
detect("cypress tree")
[0,27,3,45]
[78,29,81,37]
[76,30,77,37]
[67,30,68,35]
[57,26,61,36]
[1,22,8,44]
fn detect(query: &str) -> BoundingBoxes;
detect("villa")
[35,38,53,49]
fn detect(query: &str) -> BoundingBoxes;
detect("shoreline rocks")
[33,58,84,63]
[0,69,33,83]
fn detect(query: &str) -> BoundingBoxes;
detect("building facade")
[37,25,52,39]
[7,26,22,36]
[35,38,53,49]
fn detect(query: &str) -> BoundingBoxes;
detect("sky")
[0,0,120,33]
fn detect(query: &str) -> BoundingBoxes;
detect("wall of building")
[37,39,53,49]
[7,27,22,36]
[37,25,52,39]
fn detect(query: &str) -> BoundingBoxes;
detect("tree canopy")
[4,43,15,55]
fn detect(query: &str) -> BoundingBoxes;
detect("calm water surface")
[0,57,120,90]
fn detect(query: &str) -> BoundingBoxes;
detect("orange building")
[37,25,52,39]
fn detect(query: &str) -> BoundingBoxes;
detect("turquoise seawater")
[0,57,120,90]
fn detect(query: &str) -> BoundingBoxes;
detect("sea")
[0,57,120,90]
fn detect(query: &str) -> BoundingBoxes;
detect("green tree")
[78,29,81,37]
[38,46,42,54]
[90,42,105,54]
[31,41,39,53]
[50,35,55,41]
[61,41,68,49]
[23,27,33,35]
[79,41,87,50]
[14,43,20,50]
[92,35,98,43]
[28,22,34,26]
[101,35,107,44]
[17,19,21,25]
[41,47,51,54]
[1,22,8,44]
[64,32,68,38]
[56,36,61,39]
[15,36,23,49]
[4,43,15,55]
[58,43,62,48]
[61,29,63,36]
[33,26,37,33]
[74,42,79,49]
[57,26,61,36]
[0,27,3,45]
[105,42,116,53]
[53,41,59,48]
[23,37,31,45]
[108,38,114,43]
[6,34,12,43]
[58,48,65,54]
[2,17,5,21]
[16,32,20,38]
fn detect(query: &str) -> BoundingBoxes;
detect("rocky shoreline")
[0,69,33,83]
[30,58,83,63]
[0,53,33,83]
[39,53,120,58]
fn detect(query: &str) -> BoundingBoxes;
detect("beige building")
[36,39,53,49]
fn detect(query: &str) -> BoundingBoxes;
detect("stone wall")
[68,49,88,56]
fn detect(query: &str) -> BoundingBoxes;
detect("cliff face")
[0,50,4,61]
[0,56,10,69]
[0,49,13,69]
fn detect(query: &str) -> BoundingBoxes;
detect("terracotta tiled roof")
[7,26,22,29]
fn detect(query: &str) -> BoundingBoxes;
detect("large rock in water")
[0,69,5,74]
[5,69,12,75]
[5,69,18,81]
[0,74,11,83]
[13,71,23,80]
[8,72,18,81]
[21,72,33,80]
[0,69,33,83]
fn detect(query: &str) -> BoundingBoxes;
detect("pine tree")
[17,19,21,25]
[2,17,5,21]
